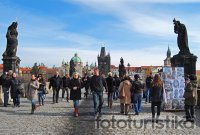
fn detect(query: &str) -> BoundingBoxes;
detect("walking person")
[69,72,82,117]
[119,76,132,115]
[37,74,46,106]
[184,74,198,123]
[113,74,121,100]
[132,74,144,115]
[106,72,115,109]
[90,68,108,116]
[10,72,22,107]
[145,73,153,103]
[1,71,12,107]
[49,71,63,104]
[151,74,163,123]
[62,73,71,102]
[82,73,90,99]
[28,74,39,114]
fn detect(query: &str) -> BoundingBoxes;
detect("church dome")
[70,53,82,63]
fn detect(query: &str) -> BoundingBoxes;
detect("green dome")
[71,53,82,63]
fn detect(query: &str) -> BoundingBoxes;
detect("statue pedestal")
[171,53,197,75]
[2,56,20,73]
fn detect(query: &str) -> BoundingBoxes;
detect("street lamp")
[86,62,89,74]
[127,63,130,75]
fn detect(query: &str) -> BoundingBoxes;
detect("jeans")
[31,99,36,105]
[151,101,161,117]
[62,87,69,99]
[113,88,119,100]
[3,87,9,107]
[13,91,20,106]
[134,93,143,113]
[73,100,79,108]
[53,87,60,103]
[185,105,195,120]
[38,91,44,105]
[92,91,103,113]
[145,87,151,102]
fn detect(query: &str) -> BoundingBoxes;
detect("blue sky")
[0,0,200,69]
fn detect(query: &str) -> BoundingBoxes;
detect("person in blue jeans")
[145,73,153,103]
[132,74,144,115]
[37,74,46,106]
[69,72,82,117]
[1,72,12,107]
[90,68,108,116]
[28,74,39,114]
[11,72,21,107]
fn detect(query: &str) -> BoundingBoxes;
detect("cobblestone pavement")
[0,91,200,135]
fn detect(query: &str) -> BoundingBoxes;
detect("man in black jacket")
[90,68,108,116]
[1,72,12,107]
[62,73,71,102]
[49,71,63,103]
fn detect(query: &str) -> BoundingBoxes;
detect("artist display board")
[162,67,185,110]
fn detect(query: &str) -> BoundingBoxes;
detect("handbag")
[119,82,125,99]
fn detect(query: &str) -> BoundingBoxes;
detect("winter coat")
[28,79,39,100]
[146,76,153,88]
[69,78,82,100]
[1,74,11,88]
[151,84,163,102]
[82,76,90,89]
[114,77,121,88]
[119,80,132,104]
[184,80,198,106]
[49,75,63,90]
[10,78,21,98]
[132,80,145,94]
[38,79,46,91]
[106,76,115,93]
[62,76,71,88]
[90,75,108,92]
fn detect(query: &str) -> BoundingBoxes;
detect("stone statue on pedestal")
[2,22,20,73]
[171,18,197,75]
[119,57,126,78]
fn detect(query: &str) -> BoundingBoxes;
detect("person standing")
[132,74,144,115]
[106,72,115,109]
[62,73,71,102]
[90,68,108,116]
[119,76,132,115]
[69,72,82,117]
[82,73,90,99]
[113,74,121,100]
[145,73,153,103]
[10,72,21,107]
[151,74,163,123]
[37,74,46,106]
[184,74,198,122]
[1,72,12,107]
[49,71,63,103]
[28,74,39,114]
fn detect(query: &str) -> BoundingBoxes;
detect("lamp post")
[127,63,130,75]
[86,62,89,74]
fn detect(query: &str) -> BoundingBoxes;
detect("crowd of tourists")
[0,68,198,123]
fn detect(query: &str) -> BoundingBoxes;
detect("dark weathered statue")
[119,57,126,78]
[69,60,76,77]
[3,22,18,57]
[173,18,190,54]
